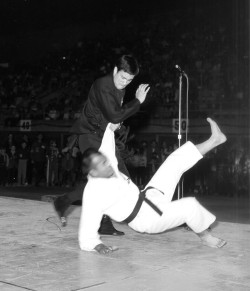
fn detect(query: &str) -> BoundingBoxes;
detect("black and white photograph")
[0,0,249,290]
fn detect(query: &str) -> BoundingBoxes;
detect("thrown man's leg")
[133,118,227,248]
[194,118,227,248]
[195,118,227,156]
[197,229,227,248]
[171,197,227,248]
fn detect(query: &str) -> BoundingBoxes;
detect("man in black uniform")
[54,55,150,235]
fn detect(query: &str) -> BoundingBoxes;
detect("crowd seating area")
[0,7,248,197]
[0,132,249,198]
[0,8,246,125]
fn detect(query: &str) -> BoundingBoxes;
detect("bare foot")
[207,117,227,146]
[199,232,227,248]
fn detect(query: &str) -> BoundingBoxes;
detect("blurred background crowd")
[0,131,249,198]
[0,3,247,124]
[0,0,249,198]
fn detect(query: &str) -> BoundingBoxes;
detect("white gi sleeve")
[99,123,119,174]
[78,184,104,251]
[78,124,119,251]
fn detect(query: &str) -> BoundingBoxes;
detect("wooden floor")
[0,193,249,291]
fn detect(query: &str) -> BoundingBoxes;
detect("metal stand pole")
[177,74,183,200]
[176,70,189,200]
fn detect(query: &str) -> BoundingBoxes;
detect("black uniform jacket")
[68,73,140,150]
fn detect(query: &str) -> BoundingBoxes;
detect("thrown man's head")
[82,148,115,178]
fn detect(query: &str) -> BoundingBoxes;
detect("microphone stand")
[176,70,189,200]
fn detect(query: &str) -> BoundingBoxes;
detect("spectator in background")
[141,140,150,180]
[46,140,59,186]
[160,141,168,161]
[60,151,75,187]
[0,146,9,186]
[166,145,174,157]
[29,97,43,120]
[4,134,16,155]
[31,134,47,186]
[148,140,160,177]
[160,146,167,164]
[7,145,18,185]
[21,134,31,147]
[21,134,32,185]
[130,146,140,184]
[4,108,20,127]
[241,150,250,196]
[137,147,148,189]
[17,141,29,186]
[125,145,136,179]
[70,145,82,186]
[206,149,218,196]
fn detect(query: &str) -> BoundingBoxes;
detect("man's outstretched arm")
[94,244,119,254]
[78,183,119,253]
[96,83,150,124]
[78,184,104,251]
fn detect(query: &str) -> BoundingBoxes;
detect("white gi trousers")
[129,141,216,234]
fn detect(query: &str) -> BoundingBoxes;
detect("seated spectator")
[47,109,59,120]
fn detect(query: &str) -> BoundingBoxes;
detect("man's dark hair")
[115,55,139,76]
[82,147,101,175]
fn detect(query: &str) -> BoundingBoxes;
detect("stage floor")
[0,194,249,291]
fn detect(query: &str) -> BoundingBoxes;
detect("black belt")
[121,186,163,224]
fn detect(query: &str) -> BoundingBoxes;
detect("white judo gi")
[79,125,216,251]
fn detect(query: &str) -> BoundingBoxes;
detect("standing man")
[54,55,150,235]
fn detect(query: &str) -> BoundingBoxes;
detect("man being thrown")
[79,118,227,254]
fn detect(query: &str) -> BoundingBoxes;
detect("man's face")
[113,67,135,90]
[89,154,115,178]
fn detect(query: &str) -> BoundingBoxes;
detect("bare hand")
[61,146,69,153]
[109,123,121,132]
[136,84,150,104]
[94,243,118,254]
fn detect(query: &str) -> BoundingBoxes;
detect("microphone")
[175,65,187,76]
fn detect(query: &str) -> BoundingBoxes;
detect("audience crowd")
[0,9,246,125]
[0,133,82,188]
[0,9,248,197]
[0,132,249,198]
[124,136,249,197]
